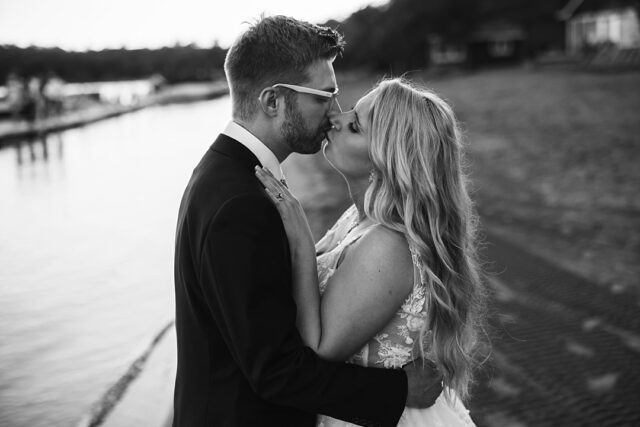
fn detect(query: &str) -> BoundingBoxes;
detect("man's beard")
[281,102,327,155]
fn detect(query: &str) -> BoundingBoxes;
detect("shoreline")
[0,81,229,147]
[75,321,175,427]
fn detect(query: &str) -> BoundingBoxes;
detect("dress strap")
[409,246,427,286]
[404,245,429,316]
[316,205,358,255]
[329,205,358,236]
[338,221,376,251]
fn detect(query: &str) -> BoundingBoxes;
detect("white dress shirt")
[222,121,285,181]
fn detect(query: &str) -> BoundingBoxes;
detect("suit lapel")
[210,134,262,173]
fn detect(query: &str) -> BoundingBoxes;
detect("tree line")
[1,0,635,83]
[0,44,227,84]
[328,0,637,71]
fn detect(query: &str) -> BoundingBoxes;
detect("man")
[173,16,442,426]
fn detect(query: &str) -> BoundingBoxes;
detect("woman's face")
[323,89,376,180]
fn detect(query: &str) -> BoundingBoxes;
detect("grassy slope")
[332,67,640,292]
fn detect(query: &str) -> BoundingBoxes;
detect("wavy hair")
[364,78,486,400]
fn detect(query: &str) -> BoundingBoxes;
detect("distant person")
[14,78,36,125]
[256,78,485,426]
[42,72,66,118]
[173,16,443,427]
[149,73,167,93]
[6,73,26,120]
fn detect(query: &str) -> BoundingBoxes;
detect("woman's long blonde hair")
[364,78,486,400]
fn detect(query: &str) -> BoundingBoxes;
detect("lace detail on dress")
[367,245,433,369]
[405,247,428,314]
[316,205,359,257]
[315,206,475,427]
[317,205,367,296]
[315,210,433,371]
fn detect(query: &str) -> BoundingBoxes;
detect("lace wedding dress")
[315,206,476,427]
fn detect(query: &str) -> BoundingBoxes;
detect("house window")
[489,40,514,57]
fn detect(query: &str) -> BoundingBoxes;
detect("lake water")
[0,95,353,427]
[0,97,233,427]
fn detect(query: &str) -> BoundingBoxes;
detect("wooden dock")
[0,81,228,147]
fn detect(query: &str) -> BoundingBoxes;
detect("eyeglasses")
[272,83,342,112]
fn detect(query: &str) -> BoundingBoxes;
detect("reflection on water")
[0,98,230,427]
[15,132,64,166]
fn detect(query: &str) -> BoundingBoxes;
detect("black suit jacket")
[173,134,408,426]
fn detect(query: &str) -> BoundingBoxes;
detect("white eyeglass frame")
[272,83,339,99]
[272,83,341,112]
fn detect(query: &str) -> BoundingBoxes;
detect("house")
[467,21,527,65]
[427,35,467,66]
[427,21,526,68]
[558,0,640,54]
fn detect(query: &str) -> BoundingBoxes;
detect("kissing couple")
[173,15,485,427]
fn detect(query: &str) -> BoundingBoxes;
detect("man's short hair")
[224,15,345,121]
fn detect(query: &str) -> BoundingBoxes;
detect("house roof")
[557,0,585,21]
[557,0,639,20]
[470,22,526,42]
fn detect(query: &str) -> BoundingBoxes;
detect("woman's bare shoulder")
[347,224,414,288]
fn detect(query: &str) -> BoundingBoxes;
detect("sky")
[0,0,388,51]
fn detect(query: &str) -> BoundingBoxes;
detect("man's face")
[280,59,338,155]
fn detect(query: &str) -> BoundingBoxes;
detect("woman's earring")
[368,171,374,183]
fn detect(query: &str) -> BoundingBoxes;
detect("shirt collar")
[222,121,283,180]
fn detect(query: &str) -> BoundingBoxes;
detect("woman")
[256,78,485,426]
